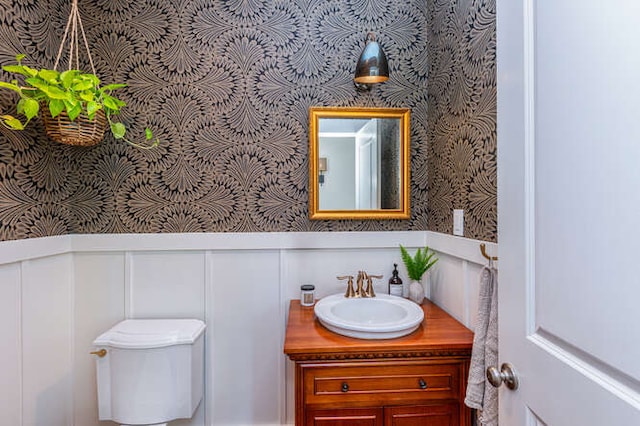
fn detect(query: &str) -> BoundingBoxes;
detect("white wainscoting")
[0,231,495,426]
[0,261,22,425]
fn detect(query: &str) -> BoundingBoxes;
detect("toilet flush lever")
[90,349,107,358]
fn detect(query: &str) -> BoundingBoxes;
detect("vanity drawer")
[303,362,461,405]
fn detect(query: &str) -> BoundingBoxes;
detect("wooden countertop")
[284,298,474,361]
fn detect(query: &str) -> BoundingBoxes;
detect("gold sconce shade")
[318,158,327,172]
[318,158,327,186]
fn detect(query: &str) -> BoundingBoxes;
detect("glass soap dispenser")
[388,263,403,297]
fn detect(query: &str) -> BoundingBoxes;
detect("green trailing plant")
[0,54,158,149]
[399,244,438,281]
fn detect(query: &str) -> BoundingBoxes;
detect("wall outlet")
[453,209,464,236]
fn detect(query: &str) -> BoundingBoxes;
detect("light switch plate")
[453,209,464,236]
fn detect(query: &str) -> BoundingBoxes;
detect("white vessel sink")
[314,293,424,340]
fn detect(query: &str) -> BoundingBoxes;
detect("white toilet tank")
[93,319,206,425]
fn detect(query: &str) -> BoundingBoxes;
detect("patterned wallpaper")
[0,0,497,242]
[0,0,433,241]
[379,119,400,209]
[426,0,497,242]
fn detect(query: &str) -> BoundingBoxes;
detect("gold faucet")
[364,274,383,297]
[355,271,366,297]
[337,275,356,298]
[339,272,384,298]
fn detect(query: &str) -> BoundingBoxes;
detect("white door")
[355,119,379,209]
[497,1,640,424]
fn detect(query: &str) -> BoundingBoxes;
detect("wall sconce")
[354,32,389,92]
[318,157,328,186]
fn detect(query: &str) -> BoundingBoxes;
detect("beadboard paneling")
[0,231,491,425]
[21,255,73,426]
[429,251,467,324]
[129,251,206,319]
[210,250,282,426]
[282,248,407,300]
[73,253,126,426]
[464,261,486,332]
[0,262,21,426]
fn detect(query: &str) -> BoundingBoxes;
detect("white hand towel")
[465,266,499,426]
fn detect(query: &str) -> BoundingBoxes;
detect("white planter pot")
[408,280,424,304]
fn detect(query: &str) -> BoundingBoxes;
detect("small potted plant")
[0,54,157,148]
[400,244,438,304]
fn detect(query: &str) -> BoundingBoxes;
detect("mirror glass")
[309,107,410,220]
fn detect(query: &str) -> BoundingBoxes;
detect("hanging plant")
[0,0,158,148]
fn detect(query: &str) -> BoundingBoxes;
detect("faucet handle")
[337,275,356,298]
[355,271,367,297]
[364,274,384,298]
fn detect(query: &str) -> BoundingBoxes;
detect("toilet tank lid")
[93,319,206,349]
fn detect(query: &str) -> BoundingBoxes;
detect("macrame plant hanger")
[54,0,95,74]
[43,0,107,146]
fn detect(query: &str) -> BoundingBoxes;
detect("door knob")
[486,363,519,390]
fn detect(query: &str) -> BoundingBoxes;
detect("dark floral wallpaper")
[0,0,432,240]
[0,0,497,242]
[426,0,497,242]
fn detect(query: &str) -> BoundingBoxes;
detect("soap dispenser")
[388,263,403,297]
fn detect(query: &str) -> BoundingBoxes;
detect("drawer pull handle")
[341,382,349,392]
[418,378,427,389]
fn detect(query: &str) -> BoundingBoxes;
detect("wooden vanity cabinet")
[284,299,474,426]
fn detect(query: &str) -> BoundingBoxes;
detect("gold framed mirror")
[309,106,410,220]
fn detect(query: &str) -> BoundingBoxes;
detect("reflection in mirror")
[309,107,410,220]
[319,117,400,210]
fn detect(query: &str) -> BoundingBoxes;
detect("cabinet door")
[306,407,384,426]
[384,404,459,426]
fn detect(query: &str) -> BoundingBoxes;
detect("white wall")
[318,136,356,210]
[0,231,494,426]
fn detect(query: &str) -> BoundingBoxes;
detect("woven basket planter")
[41,104,107,147]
